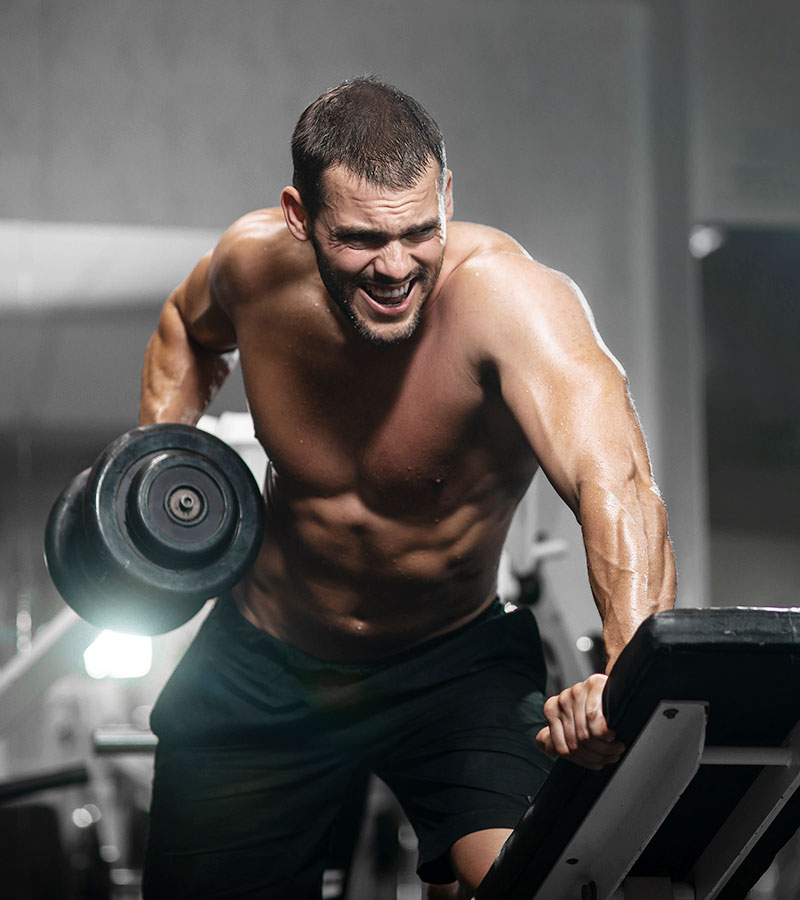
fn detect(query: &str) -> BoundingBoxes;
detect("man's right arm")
[140,250,239,426]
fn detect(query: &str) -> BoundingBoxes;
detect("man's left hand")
[536,673,625,770]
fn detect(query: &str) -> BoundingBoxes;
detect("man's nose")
[373,241,411,282]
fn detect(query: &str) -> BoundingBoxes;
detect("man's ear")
[443,170,454,222]
[281,187,312,242]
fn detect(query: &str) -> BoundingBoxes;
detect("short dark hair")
[291,76,447,218]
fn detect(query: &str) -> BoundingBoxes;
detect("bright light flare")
[689,224,726,259]
[83,630,152,679]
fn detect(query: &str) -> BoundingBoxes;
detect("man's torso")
[213,210,542,659]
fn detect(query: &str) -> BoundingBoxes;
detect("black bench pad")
[475,607,800,900]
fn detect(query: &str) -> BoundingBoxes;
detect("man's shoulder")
[209,208,311,299]
[220,207,289,243]
[446,221,529,260]
[442,222,568,304]
[437,223,593,372]
[440,225,615,382]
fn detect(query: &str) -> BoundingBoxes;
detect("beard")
[309,236,443,346]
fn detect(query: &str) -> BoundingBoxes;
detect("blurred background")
[0,0,798,897]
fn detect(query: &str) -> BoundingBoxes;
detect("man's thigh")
[140,600,366,899]
[143,740,359,900]
[377,652,553,885]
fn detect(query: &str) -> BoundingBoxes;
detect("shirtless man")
[139,77,675,899]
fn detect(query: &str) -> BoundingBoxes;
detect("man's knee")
[449,827,512,896]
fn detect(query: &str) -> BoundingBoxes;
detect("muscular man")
[140,77,675,899]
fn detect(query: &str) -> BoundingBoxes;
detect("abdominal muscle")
[231,476,514,662]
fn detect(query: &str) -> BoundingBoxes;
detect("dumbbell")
[44,424,264,635]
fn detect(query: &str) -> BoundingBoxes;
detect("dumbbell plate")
[44,468,95,619]
[45,424,264,635]
[44,465,210,635]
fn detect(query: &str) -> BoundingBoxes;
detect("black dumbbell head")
[44,424,264,635]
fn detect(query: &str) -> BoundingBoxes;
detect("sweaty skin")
[141,167,673,661]
[140,163,675,891]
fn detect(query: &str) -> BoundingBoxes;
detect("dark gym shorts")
[143,596,553,899]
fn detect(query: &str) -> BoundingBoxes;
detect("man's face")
[308,161,453,345]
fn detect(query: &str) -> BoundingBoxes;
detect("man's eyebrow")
[405,219,440,236]
[332,219,440,242]
[333,226,386,241]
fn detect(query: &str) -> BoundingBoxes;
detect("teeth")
[367,283,410,301]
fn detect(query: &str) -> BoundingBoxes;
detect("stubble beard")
[310,237,443,346]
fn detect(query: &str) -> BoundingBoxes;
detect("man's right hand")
[535,673,625,770]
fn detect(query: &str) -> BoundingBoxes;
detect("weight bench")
[475,607,800,900]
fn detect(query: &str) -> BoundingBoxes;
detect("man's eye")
[405,228,436,243]
[344,235,383,249]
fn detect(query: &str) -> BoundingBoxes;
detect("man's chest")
[238,329,513,507]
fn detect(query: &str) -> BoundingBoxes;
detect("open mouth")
[360,279,417,315]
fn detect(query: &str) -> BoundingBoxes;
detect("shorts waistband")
[211,594,511,676]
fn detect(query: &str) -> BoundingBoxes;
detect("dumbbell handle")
[93,727,158,754]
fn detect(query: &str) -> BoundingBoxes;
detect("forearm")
[139,298,236,426]
[579,475,676,671]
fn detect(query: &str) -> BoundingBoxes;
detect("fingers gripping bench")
[475,608,800,900]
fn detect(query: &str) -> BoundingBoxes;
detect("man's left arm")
[477,252,677,768]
